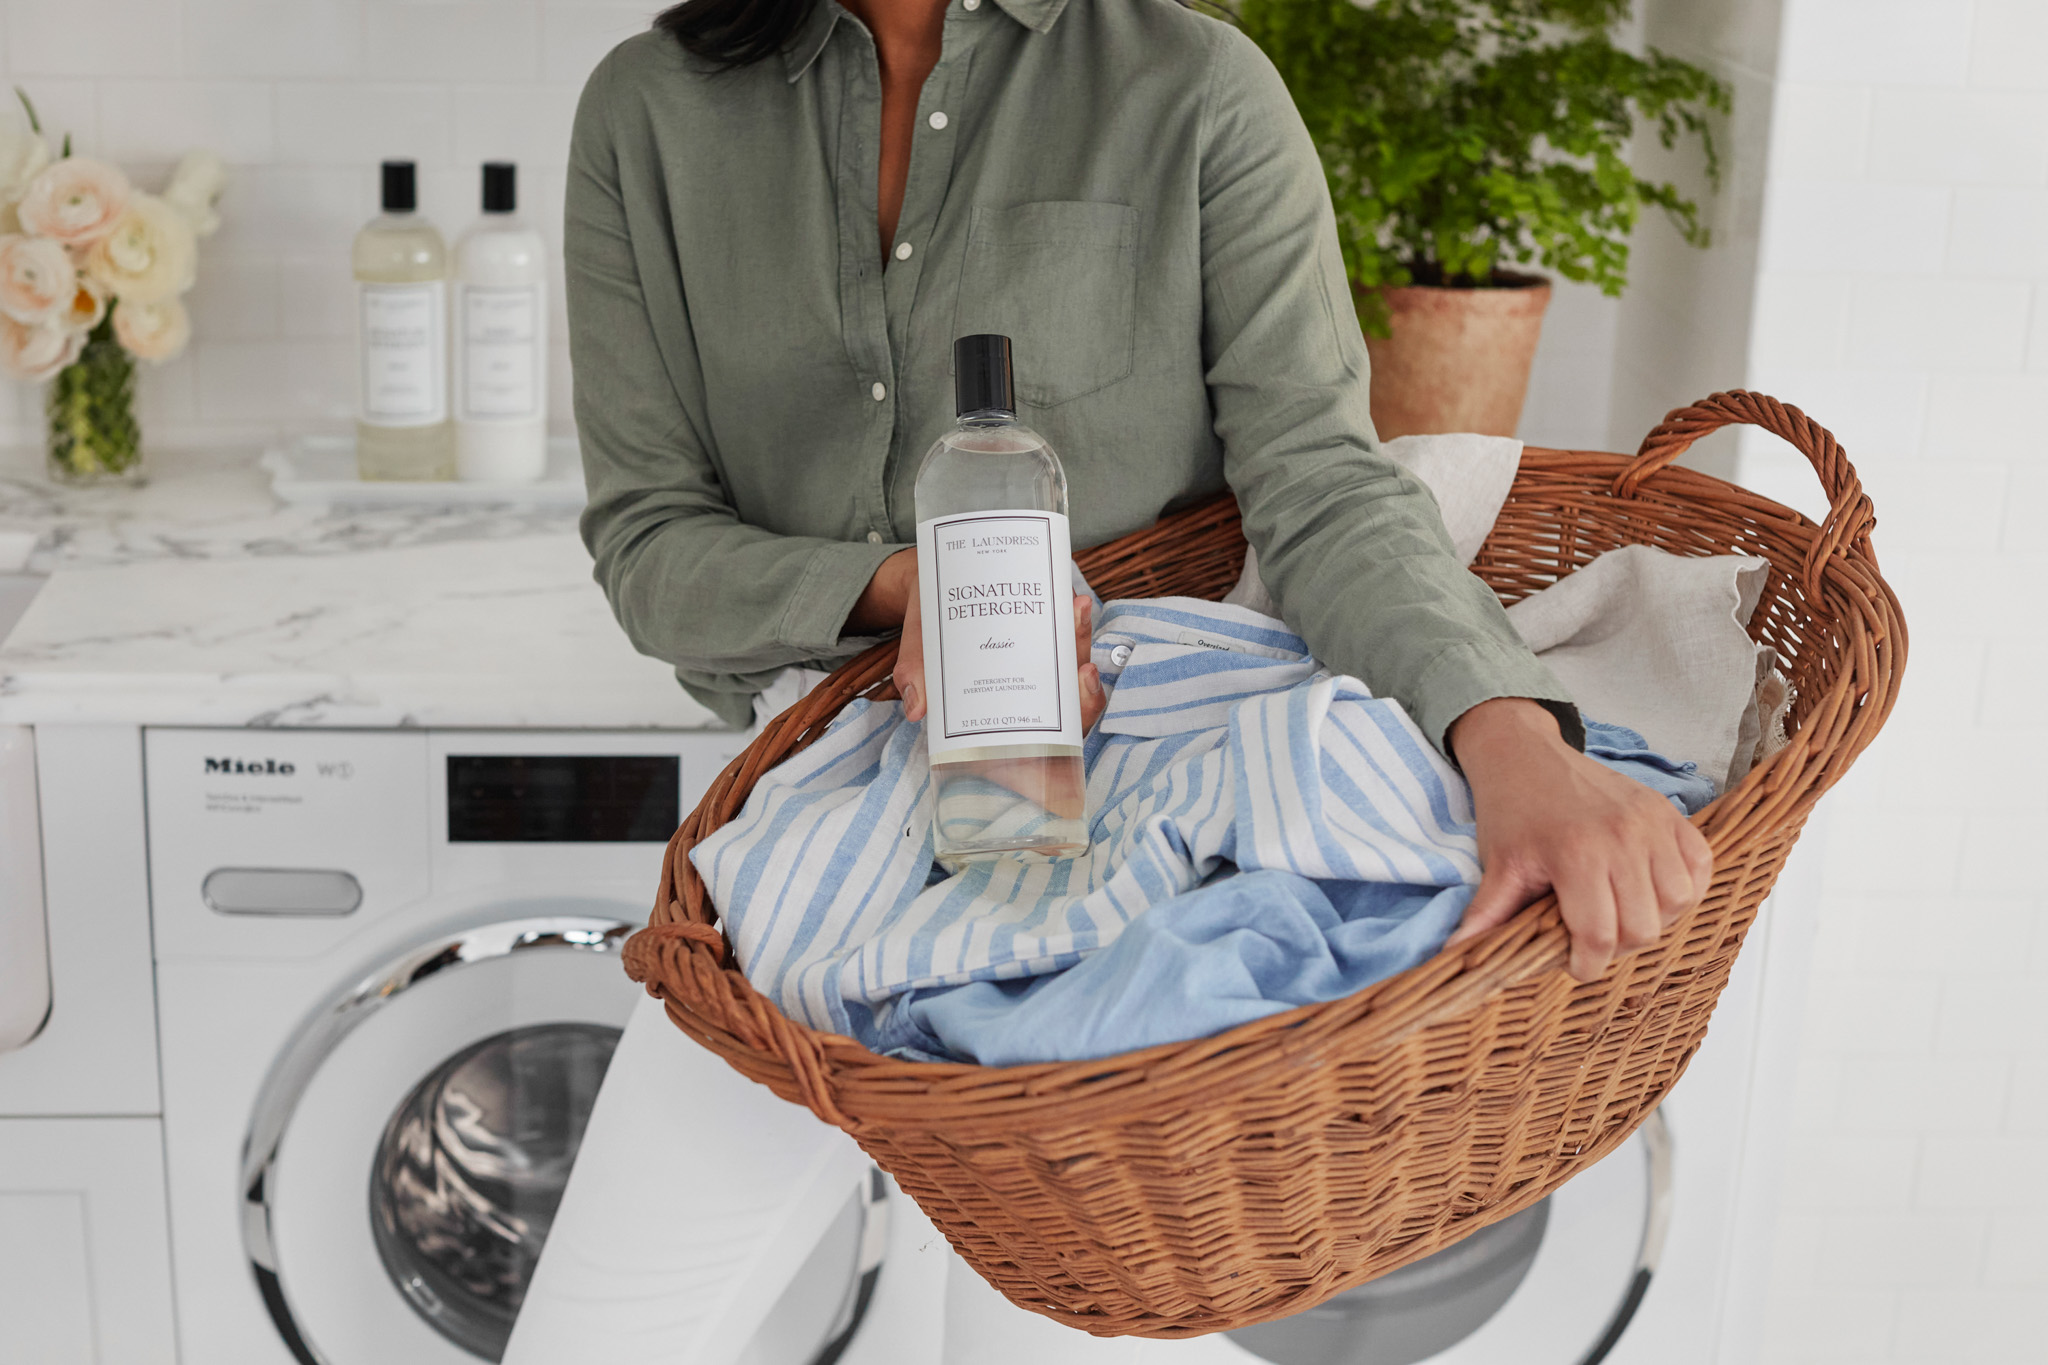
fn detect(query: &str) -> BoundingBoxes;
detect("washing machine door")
[241,904,882,1365]
[1223,1111,1672,1365]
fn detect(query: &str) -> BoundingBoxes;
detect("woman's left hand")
[872,549,1107,733]
[1445,697,1714,981]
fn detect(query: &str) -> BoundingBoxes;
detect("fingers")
[1557,859,1619,983]
[1649,831,1707,928]
[1610,854,1663,957]
[1679,821,1715,900]
[895,562,926,722]
[1446,860,1539,948]
[1080,662,1106,734]
[1076,597,1104,734]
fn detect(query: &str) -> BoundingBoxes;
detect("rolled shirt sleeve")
[1197,28,1580,754]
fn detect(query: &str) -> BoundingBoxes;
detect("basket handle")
[1612,390,1876,601]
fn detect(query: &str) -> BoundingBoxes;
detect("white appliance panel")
[146,728,432,961]
[0,725,50,1054]
[0,726,159,1116]
[0,1117,179,1364]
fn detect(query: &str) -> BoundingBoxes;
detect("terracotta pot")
[1359,271,1552,440]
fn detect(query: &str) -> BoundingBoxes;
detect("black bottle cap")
[482,162,516,213]
[380,160,417,213]
[954,334,1015,419]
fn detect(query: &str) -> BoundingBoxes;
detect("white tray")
[262,435,586,508]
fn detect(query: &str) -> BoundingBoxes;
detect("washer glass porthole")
[369,1021,622,1362]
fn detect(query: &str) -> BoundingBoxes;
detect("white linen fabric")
[1504,544,1770,791]
[1224,431,1777,788]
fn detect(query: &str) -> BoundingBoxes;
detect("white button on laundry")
[929,111,949,130]
[871,381,887,401]
[1109,644,1133,667]
[894,241,913,261]
[867,530,883,544]
[963,0,980,10]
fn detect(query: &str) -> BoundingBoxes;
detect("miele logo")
[204,757,296,775]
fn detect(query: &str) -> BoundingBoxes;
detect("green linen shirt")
[566,0,1576,749]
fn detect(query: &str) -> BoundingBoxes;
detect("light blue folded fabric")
[692,598,1716,1066]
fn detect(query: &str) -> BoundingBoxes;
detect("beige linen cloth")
[1227,433,1785,793]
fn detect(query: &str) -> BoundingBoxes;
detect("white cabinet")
[0,726,160,1116]
[0,1117,179,1364]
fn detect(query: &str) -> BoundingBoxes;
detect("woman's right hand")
[868,550,1104,731]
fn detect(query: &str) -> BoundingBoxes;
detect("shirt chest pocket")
[953,200,1139,408]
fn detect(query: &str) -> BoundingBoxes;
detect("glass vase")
[46,317,142,486]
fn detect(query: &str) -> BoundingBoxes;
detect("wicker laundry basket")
[622,391,1904,1338]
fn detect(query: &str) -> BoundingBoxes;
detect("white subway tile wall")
[1750,2,2048,1359]
[0,0,615,446]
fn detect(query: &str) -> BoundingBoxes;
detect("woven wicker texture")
[623,391,1905,1337]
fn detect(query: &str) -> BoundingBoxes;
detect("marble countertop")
[0,445,726,730]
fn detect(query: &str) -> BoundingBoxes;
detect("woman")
[565,0,1710,981]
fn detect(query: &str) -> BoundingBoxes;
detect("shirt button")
[1109,644,1133,667]
[928,111,949,130]
[963,0,980,10]
[871,381,887,401]
[894,241,913,261]
[867,531,883,544]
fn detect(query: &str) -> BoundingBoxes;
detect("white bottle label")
[917,509,1083,764]
[358,282,446,426]
[459,284,540,421]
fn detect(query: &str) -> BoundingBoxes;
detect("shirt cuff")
[1409,640,1583,763]
[777,538,907,657]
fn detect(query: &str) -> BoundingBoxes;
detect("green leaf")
[14,87,39,135]
[1233,0,1729,299]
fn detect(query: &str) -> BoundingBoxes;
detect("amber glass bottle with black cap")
[913,334,1090,863]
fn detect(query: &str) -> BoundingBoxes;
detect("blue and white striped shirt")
[695,598,1712,1064]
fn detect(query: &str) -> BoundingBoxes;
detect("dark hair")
[654,0,819,69]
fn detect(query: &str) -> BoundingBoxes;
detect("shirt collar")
[782,0,1072,83]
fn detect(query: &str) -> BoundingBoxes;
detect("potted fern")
[1233,0,1729,438]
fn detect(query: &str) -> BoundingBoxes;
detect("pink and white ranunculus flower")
[84,193,196,303]
[17,156,131,247]
[0,314,83,381]
[162,149,227,238]
[0,232,77,325]
[0,123,51,233]
[61,274,107,332]
[111,295,190,363]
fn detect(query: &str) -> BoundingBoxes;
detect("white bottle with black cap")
[914,334,1090,863]
[453,161,549,482]
[353,160,453,480]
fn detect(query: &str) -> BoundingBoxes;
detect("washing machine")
[2,712,1807,1365]
[146,724,915,1365]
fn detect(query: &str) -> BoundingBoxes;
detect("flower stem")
[47,317,140,481]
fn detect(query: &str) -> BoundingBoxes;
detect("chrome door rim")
[1575,1106,1674,1365]
[241,909,636,1365]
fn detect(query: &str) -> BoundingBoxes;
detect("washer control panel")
[446,754,678,843]
[145,728,748,962]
